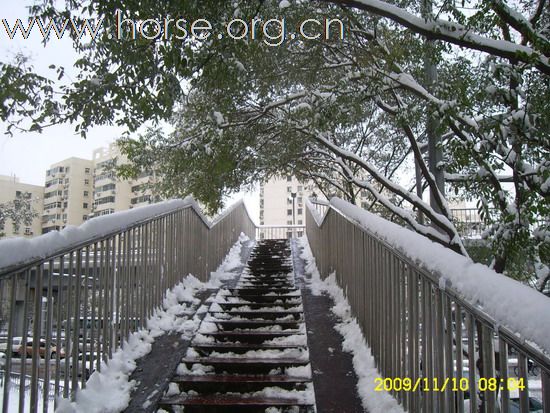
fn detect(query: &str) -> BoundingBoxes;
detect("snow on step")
[160,393,314,408]
[157,239,315,412]
[172,374,311,384]
[191,342,308,352]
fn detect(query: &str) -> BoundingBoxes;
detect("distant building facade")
[259,175,376,238]
[2,142,160,238]
[0,175,44,238]
[92,144,132,216]
[41,158,94,233]
[259,176,316,227]
[92,142,159,217]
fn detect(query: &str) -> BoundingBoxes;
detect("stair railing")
[0,197,255,412]
[306,198,550,413]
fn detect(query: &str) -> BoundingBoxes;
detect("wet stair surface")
[158,239,315,413]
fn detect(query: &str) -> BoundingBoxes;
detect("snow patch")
[55,235,249,413]
[299,237,405,413]
[279,0,291,9]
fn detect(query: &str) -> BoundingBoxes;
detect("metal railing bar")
[71,248,82,396]
[81,245,90,389]
[30,263,44,412]
[500,339,510,413]
[309,204,550,371]
[518,353,529,412]
[19,269,31,412]
[63,250,73,398]
[456,304,464,413]
[2,275,17,413]
[53,255,64,408]
[90,242,98,376]
[1,200,254,279]
[0,200,255,413]
[0,204,196,278]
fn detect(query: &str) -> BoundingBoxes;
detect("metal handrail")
[0,198,255,413]
[305,199,550,413]
[256,225,306,240]
[0,198,253,278]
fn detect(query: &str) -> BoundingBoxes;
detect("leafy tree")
[0,0,548,275]
[0,192,38,237]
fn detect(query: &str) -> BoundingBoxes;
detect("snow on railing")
[0,197,255,412]
[0,199,190,273]
[306,197,550,413]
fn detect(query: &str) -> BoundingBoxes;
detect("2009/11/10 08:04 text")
[374,377,526,392]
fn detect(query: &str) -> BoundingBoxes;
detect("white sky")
[0,2,260,219]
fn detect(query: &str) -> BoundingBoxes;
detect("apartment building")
[259,175,379,235]
[41,158,94,233]
[92,142,158,217]
[0,175,44,238]
[92,143,132,216]
[259,176,317,227]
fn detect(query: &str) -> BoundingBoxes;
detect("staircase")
[158,239,315,413]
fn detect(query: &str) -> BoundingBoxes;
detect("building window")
[287,176,292,182]
[298,220,303,225]
[287,220,293,225]
[85,167,91,174]
[96,208,115,216]
[297,197,303,203]
[64,178,70,184]
[297,208,303,215]
[84,179,90,185]
[297,185,303,191]
[84,191,89,197]
[287,186,292,193]
[287,199,292,205]
[131,195,151,205]
[83,203,88,209]
[287,209,292,216]
[94,196,115,206]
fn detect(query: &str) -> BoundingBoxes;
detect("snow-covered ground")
[298,236,405,413]
[0,380,55,413]
[54,233,250,413]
